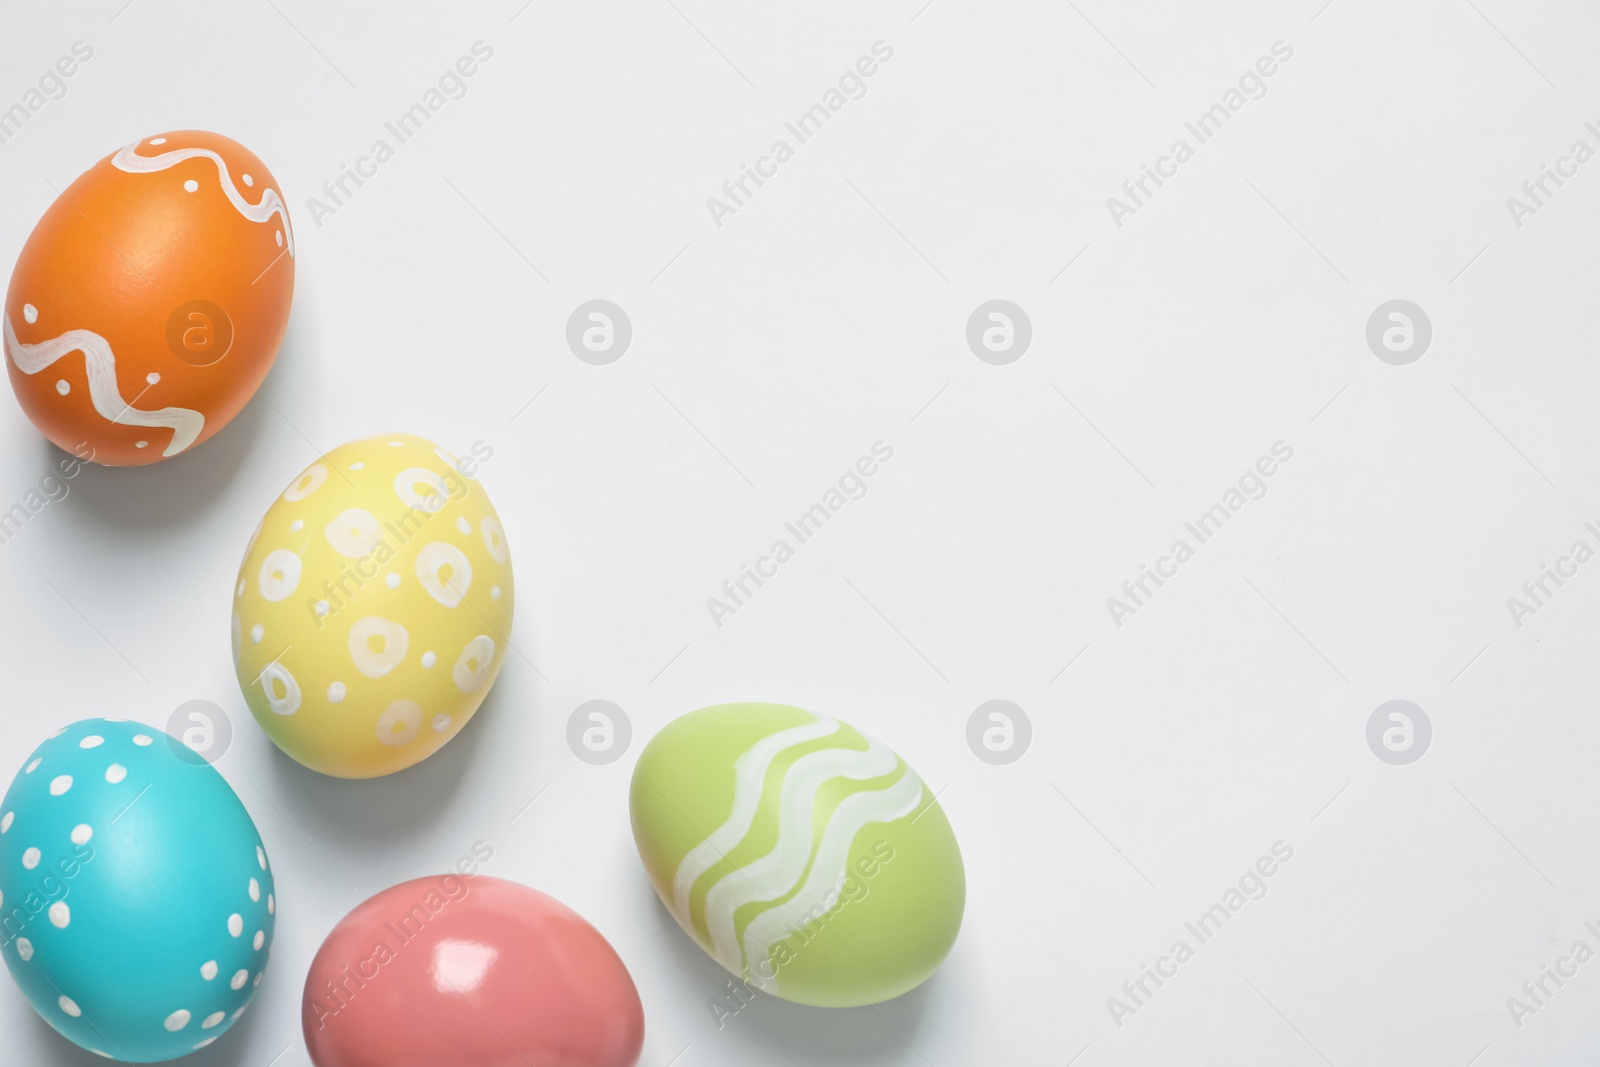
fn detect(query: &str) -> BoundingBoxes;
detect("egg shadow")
[179,992,278,1067]
[54,388,272,537]
[259,673,502,862]
[642,884,933,1064]
[23,1010,104,1066]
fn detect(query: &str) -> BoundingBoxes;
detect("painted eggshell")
[3,130,294,466]
[302,875,644,1067]
[629,702,964,1007]
[0,719,276,1062]
[233,434,513,778]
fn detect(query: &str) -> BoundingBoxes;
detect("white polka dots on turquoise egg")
[0,719,276,1061]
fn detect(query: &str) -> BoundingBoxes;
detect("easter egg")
[629,702,964,1007]
[0,718,276,1062]
[3,130,294,466]
[232,434,513,778]
[302,874,644,1067]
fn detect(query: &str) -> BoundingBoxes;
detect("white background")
[2,0,1600,1064]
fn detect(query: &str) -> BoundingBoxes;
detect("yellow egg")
[231,434,513,778]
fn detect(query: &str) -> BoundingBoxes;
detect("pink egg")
[302,875,644,1067]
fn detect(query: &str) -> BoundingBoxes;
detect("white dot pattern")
[2,721,278,1051]
[232,437,512,775]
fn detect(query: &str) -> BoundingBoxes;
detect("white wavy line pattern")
[112,140,295,258]
[738,768,924,985]
[4,314,204,456]
[701,738,901,973]
[666,711,928,994]
[670,714,840,920]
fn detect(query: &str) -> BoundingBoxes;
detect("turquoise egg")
[0,719,276,1062]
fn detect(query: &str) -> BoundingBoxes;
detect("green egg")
[629,702,964,1007]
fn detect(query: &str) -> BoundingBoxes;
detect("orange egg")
[4,131,294,466]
